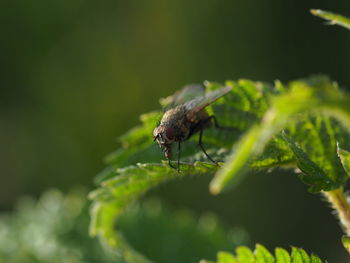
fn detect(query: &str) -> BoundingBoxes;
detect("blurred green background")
[1,0,350,262]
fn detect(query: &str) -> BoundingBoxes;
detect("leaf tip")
[209,182,221,195]
[342,236,350,253]
[310,9,320,15]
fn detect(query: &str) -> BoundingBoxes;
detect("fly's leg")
[168,142,181,172]
[168,159,176,170]
[210,115,220,128]
[198,127,218,165]
[208,115,233,130]
[189,115,233,165]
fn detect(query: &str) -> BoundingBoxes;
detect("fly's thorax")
[161,106,187,124]
[159,105,191,141]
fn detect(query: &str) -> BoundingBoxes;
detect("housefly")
[153,84,232,170]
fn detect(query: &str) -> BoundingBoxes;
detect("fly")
[153,85,232,170]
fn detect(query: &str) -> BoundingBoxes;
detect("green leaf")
[341,236,350,253]
[291,247,310,263]
[275,248,291,263]
[236,246,254,263]
[90,81,282,260]
[210,76,350,194]
[217,251,237,263]
[281,113,350,192]
[281,131,336,192]
[91,76,350,259]
[119,198,247,263]
[255,244,274,263]
[311,9,350,30]
[337,144,350,177]
[94,112,163,184]
[310,255,322,263]
[201,245,325,263]
[90,162,219,261]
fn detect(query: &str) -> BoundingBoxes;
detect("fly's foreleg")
[168,142,181,172]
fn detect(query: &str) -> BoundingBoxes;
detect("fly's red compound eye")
[165,127,175,141]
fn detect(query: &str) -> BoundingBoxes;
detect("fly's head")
[153,125,175,160]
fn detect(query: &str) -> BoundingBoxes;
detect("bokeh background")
[1,0,350,262]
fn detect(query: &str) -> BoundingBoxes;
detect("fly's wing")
[184,86,232,121]
[159,84,205,110]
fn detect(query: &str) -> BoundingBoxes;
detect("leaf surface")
[201,245,325,263]
[311,9,350,30]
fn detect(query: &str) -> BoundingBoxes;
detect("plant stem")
[323,188,350,236]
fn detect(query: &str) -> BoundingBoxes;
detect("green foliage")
[200,244,324,263]
[311,9,350,30]
[0,189,245,263]
[90,162,218,256]
[89,11,350,261]
[119,198,249,263]
[282,127,350,192]
[337,144,350,177]
[211,76,350,194]
[90,79,281,255]
[0,189,118,263]
[2,5,350,263]
[90,74,350,261]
